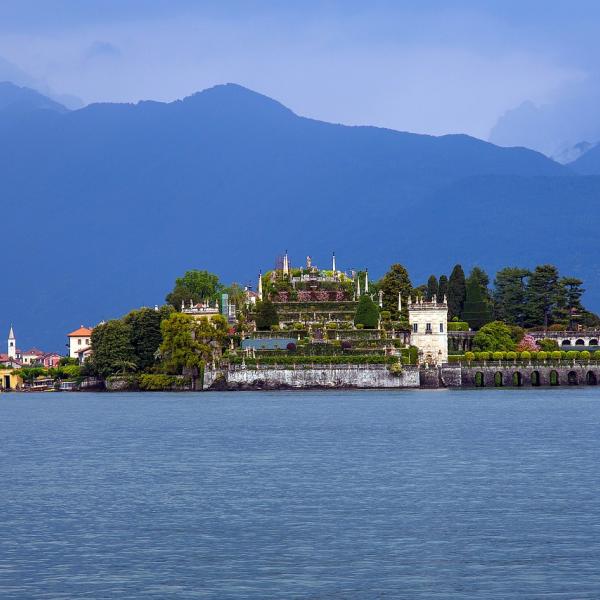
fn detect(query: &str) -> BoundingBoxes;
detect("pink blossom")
[517,334,539,352]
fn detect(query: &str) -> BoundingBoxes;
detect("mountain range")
[1,81,600,350]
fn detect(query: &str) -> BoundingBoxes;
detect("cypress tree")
[447,264,466,319]
[437,275,448,302]
[354,294,379,329]
[462,276,492,330]
[426,275,438,301]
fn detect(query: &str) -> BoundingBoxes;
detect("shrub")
[326,322,337,330]
[388,362,403,375]
[293,322,303,330]
[356,323,364,329]
[580,350,591,360]
[595,350,600,360]
[465,351,475,362]
[270,324,280,332]
[448,321,469,332]
[520,351,531,361]
[286,342,297,352]
[139,374,190,391]
[538,338,559,351]
[551,350,562,360]
[566,350,578,360]
[380,311,391,321]
[479,351,490,361]
[548,323,567,332]
[537,351,548,361]
[492,351,505,361]
[506,351,517,360]
[529,351,538,361]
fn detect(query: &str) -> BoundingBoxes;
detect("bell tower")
[8,325,16,359]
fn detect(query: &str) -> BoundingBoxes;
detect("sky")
[0,1,598,145]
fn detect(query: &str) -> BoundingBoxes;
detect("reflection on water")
[1,388,600,599]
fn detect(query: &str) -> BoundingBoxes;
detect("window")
[412,323,418,333]
[426,323,432,333]
[440,323,444,332]
[85,339,90,345]
[78,338,82,345]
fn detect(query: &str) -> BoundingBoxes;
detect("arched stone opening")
[568,371,578,385]
[561,339,571,346]
[531,371,541,386]
[494,372,503,387]
[590,339,599,346]
[550,370,559,386]
[512,372,523,387]
[475,371,484,387]
[586,371,597,385]
[576,339,585,346]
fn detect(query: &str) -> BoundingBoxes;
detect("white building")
[67,326,93,359]
[408,295,448,365]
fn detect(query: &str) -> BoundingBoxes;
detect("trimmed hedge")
[448,321,469,332]
[454,348,600,363]
[230,355,397,366]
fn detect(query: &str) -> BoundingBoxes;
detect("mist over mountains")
[1,81,599,350]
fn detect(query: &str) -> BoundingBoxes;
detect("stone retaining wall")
[204,365,420,390]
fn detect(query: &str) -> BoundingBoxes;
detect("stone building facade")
[408,296,448,365]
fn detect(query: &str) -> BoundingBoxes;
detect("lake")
[1,389,600,599]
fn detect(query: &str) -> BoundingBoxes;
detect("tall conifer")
[447,264,466,319]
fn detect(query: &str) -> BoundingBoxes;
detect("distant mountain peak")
[0,81,68,115]
[178,83,295,117]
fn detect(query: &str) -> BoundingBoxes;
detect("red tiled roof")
[22,348,45,356]
[68,326,93,337]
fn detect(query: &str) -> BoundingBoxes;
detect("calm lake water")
[1,389,600,599]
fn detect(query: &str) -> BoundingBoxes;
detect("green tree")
[378,264,412,320]
[166,270,222,310]
[255,299,279,330]
[493,267,530,326]
[425,275,438,301]
[90,320,135,378]
[447,264,466,319]
[124,305,174,371]
[473,321,516,352]
[354,294,379,329]
[525,264,561,328]
[223,282,246,311]
[159,313,228,379]
[437,275,448,302]
[159,313,203,375]
[558,277,585,328]
[462,274,493,330]
[469,266,492,304]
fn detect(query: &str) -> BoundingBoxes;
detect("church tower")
[8,325,16,359]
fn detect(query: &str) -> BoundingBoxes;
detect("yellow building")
[0,368,23,390]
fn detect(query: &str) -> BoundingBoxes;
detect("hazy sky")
[0,1,598,139]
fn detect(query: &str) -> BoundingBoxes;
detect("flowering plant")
[516,334,539,352]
